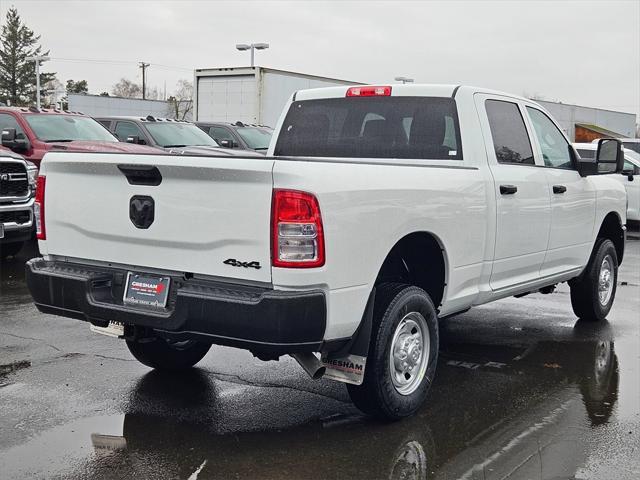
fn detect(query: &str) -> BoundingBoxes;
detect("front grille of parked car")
[0,209,31,225]
[0,161,29,199]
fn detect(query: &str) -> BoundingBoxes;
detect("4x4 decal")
[224,258,262,270]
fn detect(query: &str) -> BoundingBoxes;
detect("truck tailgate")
[41,153,274,283]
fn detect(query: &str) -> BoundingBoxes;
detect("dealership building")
[534,100,636,142]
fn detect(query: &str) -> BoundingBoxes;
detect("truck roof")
[95,115,190,123]
[0,106,87,116]
[294,84,532,104]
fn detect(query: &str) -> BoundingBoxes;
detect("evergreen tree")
[0,7,56,105]
[66,79,88,94]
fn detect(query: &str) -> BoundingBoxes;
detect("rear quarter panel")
[272,159,489,339]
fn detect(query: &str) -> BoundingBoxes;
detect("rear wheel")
[570,238,618,322]
[0,242,23,260]
[347,283,439,420]
[126,337,211,371]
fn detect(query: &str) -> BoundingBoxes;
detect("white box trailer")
[194,66,359,128]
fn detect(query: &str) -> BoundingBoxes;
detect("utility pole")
[139,62,150,99]
[26,55,50,109]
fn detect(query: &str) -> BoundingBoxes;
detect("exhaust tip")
[311,366,326,380]
[291,353,326,380]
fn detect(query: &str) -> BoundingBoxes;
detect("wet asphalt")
[0,239,638,480]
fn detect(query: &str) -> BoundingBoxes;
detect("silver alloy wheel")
[389,440,427,480]
[593,341,612,387]
[598,255,614,306]
[389,312,430,396]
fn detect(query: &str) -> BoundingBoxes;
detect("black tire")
[126,337,211,371]
[0,242,23,260]
[347,283,439,421]
[570,238,618,322]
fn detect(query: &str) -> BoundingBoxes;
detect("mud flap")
[321,288,375,386]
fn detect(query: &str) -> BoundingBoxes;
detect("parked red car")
[0,107,161,167]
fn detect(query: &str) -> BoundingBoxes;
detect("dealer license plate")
[123,272,170,308]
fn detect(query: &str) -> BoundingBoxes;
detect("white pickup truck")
[26,84,627,420]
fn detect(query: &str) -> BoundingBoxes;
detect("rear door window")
[114,121,145,142]
[209,126,236,144]
[485,100,534,165]
[274,97,462,160]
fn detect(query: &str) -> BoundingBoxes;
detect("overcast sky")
[3,0,639,118]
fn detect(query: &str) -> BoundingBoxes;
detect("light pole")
[394,76,414,84]
[26,55,50,109]
[236,43,269,67]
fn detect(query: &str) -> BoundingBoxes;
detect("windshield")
[622,142,640,154]
[274,97,462,159]
[235,127,273,150]
[24,115,118,142]
[145,123,219,148]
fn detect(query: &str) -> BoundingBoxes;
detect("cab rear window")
[274,97,462,160]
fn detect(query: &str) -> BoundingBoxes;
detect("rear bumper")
[26,258,326,355]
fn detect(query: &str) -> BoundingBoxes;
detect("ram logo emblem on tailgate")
[129,196,155,229]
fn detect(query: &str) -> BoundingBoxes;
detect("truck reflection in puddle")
[87,321,618,480]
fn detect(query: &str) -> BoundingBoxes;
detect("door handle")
[118,164,162,186]
[500,185,518,195]
[553,185,567,194]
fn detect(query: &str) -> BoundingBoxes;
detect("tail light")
[272,189,325,268]
[34,175,46,240]
[346,85,392,97]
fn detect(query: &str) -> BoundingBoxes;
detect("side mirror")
[126,135,144,145]
[1,128,30,152]
[577,139,624,177]
[219,139,234,148]
[595,139,624,174]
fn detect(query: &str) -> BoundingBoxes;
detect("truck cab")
[95,116,262,157]
[0,107,161,167]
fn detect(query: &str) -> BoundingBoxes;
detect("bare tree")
[167,79,193,120]
[111,78,142,98]
[145,85,160,100]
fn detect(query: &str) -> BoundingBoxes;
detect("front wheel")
[570,238,618,322]
[126,337,211,371]
[347,283,439,421]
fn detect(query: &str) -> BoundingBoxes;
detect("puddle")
[0,360,31,376]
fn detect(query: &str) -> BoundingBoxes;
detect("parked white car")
[575,142,640,221]
[27,84,627,420]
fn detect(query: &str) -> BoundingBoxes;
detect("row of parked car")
[0,106,273,258]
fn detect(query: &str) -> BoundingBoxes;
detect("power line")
[49,57,192,71]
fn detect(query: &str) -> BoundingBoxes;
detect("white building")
[68,93,171,119]
[193,66,358,127]
[536,100,636,142]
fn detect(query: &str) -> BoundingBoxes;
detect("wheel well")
[375,232,446,307]
[597,212,624,264]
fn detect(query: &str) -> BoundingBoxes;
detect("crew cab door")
[524,106,596,276]
[475,95,551,290]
